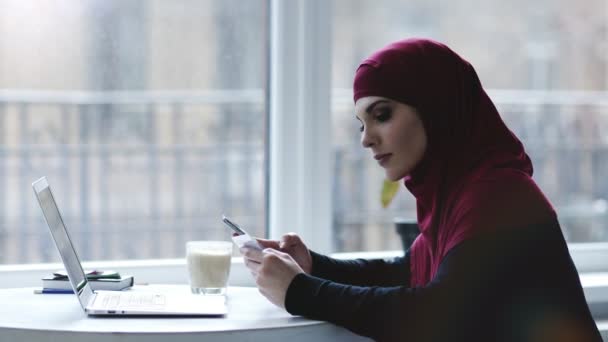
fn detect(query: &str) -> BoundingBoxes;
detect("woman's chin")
[385,167,410,182]
[385,171,405,182]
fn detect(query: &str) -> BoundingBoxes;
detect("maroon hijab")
[353,38,556,287]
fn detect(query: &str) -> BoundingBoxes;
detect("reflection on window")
[331,0,608,252]
[0,0,268,264]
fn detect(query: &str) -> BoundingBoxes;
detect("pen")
[33,288,73,294]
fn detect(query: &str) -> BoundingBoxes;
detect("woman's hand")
[241,247,304,308]
[255,233,313,274]
[240,233,312,308]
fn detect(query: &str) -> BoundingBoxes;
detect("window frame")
[2,0,608,302]
[267,0,333,253]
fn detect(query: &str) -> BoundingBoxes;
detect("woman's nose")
[361,128,375,148]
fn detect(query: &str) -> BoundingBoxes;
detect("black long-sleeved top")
[285,221,602,342]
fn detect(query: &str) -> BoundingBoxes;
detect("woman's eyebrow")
[366,100,389,114]
[355,100,389,120]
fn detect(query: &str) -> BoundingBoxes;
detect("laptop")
[32,176,227,316]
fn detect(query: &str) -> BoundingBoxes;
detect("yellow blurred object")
[381,179,400,208]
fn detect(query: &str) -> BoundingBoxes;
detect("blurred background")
[0,0,607,264]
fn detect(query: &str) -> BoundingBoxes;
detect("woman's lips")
[374,153,392,166]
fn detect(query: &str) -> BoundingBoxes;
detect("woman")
[241,38,602,341]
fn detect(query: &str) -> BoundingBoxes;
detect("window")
[330,0,608,252]
[0,0,269,264]
[2,0,607,271]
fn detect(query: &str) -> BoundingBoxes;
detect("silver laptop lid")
[32,177,95,310]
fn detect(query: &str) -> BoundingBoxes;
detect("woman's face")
[355,96,428,181]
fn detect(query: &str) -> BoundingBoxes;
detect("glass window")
[0,0,268,264]
[331,0,608,252]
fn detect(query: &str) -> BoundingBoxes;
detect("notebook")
[32,176,227,316]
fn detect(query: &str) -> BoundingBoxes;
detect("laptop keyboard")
[99,292,166,309]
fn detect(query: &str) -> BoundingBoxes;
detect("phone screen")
[223,215,262,250]
[222,215,247,235]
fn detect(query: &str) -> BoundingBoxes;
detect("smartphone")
[222,215,247,236]
[222,215,262,250]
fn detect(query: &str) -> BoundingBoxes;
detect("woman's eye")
[376,108,391,122]
[359,125,364,133]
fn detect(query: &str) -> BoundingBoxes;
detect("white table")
[0,285,371,342]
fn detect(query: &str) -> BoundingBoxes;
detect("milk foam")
[187,250,231,288]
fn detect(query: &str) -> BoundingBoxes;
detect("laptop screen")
[33,177,95,310]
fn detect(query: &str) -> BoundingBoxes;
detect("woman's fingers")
[280,233,302,249]
[240,246,264,262]
[263,247,288,259]
[244,257,261,275]
[255,237,281,249]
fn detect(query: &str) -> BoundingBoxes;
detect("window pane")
[0,0,268,264]
[331,0,608,251]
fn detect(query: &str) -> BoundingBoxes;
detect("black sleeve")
[285,223,602,342]
[308,250,410,287]
[286,247,465,342]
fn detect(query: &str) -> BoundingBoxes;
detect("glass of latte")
[186,241,232,295]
